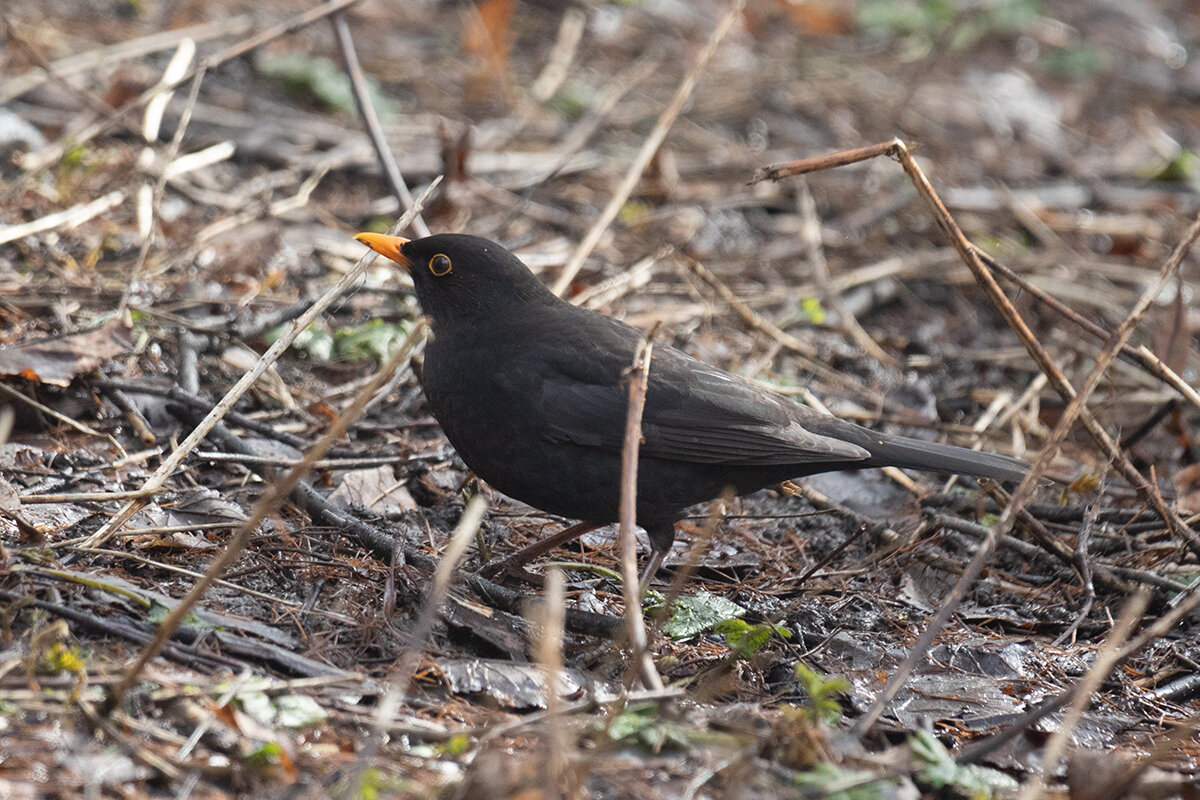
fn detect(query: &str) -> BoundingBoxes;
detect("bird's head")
[354,233,555,328]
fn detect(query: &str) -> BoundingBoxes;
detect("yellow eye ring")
[429,254,452,276]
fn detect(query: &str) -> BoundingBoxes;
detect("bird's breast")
[421,335,537,462]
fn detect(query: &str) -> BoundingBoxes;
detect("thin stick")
[332,12,431,238]
[120,57,206,316]
[651,491,731,629]
[101,320,427,713]
[0,382,125,458]
[78,547,342,617]
[79,179,440,550]
[19,488,165,504]
[764,140,1200,548]
[619,338,663,691]
[537,568,569,796]
[550,0,744,296]
[895,140,1199,556]
[959,580,1200,765]
[0,191,125,245]
[1104,713,1200,798]
[520,54,659,192]
[531,8,586,103]
[748,141,899,184]
[678,253,877,401]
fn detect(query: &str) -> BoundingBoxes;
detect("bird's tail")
[862,430,1027,483]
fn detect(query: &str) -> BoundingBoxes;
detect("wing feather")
[532,334,869,466]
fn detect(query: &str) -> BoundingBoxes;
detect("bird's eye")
[429,254,452,276]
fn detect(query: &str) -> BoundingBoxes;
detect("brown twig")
[748,142,899,185]
[0,15,252,104]
[0,191,126,245]
[619,337,663,691]
[651,491,732,626]
[118,61,207,316]
[536,568,570,796]
[796,181,897,367]
[352,494,486,789]
[677,254,874,400]
[1103,713,1200,799]
[0,382,124,456]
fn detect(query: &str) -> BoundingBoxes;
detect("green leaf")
[1145,149,1200,191]
[659,592,745,639]
[237,691,276,726]
[794,662,850,726]
[911,730,1019,797]
[1041,42,1110,77]
[257,52,392,116]
[273,694,327,728]
[547,81,590,120]
[607,703,657,741]
[858,0,1041,50]
[60,143,86,171]
[243,740,284,770]
[606,703,690,752]
[333,319,413,363]
[796,296,826,325]
[714,618,791,659]
[273,322,334,361]
[238,691,326,729]
[437,733,472,757]
[794,763,888,800]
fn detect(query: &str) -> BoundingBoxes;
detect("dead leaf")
[438,658,588,710]
[0,476,19,513]
[461,0,515,103]
[329,465,417,515]
[0,315,132,387]
[744,0,856,38]
[462,0,515,67]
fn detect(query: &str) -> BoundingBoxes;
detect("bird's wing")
[528,330,870,466]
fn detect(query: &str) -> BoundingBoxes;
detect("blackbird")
[355,232,1027,577]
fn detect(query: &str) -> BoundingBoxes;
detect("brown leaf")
[329,466,417,515]
[744,0,856,38]
[461,0,516,68]
[461,0,516,103]
[0,315,132,387]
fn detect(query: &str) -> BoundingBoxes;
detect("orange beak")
[355,232,411,270]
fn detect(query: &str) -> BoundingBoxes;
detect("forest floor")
[1,0,1199,797]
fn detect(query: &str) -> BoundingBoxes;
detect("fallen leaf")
[0,315,132,387]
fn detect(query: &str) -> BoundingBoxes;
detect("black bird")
[355,232,1026,578]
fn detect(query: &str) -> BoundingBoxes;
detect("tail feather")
[857,429,1027,482]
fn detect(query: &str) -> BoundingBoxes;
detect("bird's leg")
[480,520,601,579]
[637,546,668,597]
